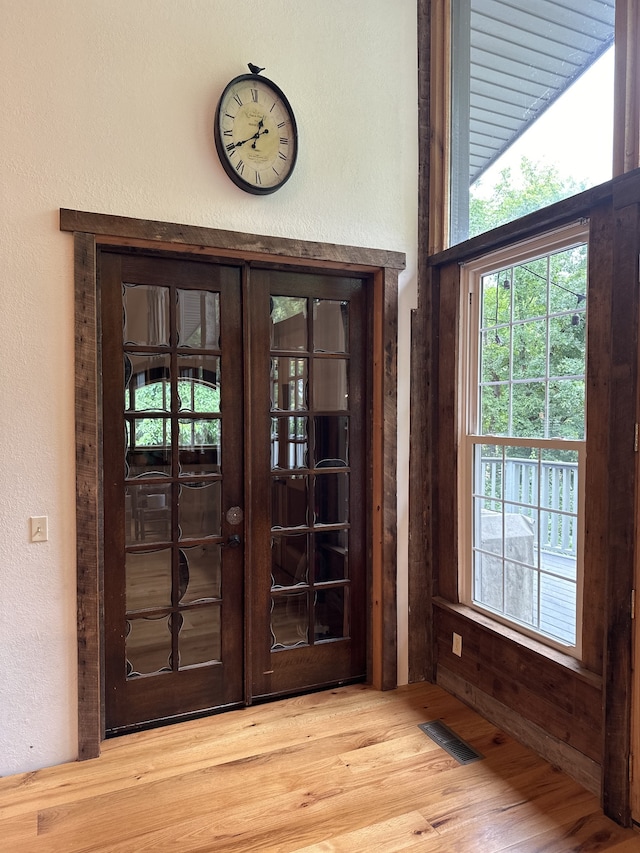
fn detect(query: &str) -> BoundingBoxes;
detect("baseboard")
[437,666,601,798]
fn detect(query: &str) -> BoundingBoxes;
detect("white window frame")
[459,222,588,657]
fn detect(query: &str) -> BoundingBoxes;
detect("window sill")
[432,596,602,689]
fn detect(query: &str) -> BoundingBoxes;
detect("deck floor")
[539,551,576,643]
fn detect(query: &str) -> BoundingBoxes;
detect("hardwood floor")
[1,682,637,852]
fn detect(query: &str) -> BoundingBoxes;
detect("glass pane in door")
[125,353,171,411]
[177,290,220,348]
[271,416,308,469]
[126,616,172,677]
[125,482,172,545]
[177,355,220,413]
[271,592,309,649]
[313,299,348,352]
[271,533,308,587]
[120,275,233,681]
[179,544,222,604]
[314,587,346,641]
[267,288,356,668]
[314,416,349,466]
[272,475,308,528]
[126,418,172,477]
[178,482,222,539]
[315,473,349,524]
[313,360,349,410]
[270,357,308,410]
[126,549,172,609]
[178,606,222,667]
[270,297,307,350]
[123,284,170,346]
[315,530,348,582]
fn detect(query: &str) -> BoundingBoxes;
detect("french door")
[101,251,368,733]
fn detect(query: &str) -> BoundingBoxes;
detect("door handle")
[224,534,242,548]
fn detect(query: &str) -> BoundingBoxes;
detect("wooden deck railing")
[480,456,578,559]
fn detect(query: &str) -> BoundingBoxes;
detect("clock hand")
[231,119,263,149]
[251,119,270,148]
[232,135,254,149]
[233,124,269,150]
[251,127,269,148]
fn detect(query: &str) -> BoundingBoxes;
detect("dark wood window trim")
[409,169,640,824]
[61,208,403,760]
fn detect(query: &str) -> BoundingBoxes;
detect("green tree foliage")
[470,156,586,238]
[129,380,220,448]
[472,158,588,453]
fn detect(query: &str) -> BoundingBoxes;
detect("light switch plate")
[30,516,48,542]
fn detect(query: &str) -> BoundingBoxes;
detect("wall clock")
[214,65,298,195]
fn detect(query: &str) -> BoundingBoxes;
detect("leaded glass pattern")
[122,275,232,681]
[269,294,353,651]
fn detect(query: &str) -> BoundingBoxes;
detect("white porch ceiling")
[468,0,615,183]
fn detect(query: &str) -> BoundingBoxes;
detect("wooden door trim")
[63,208,403,759]
[61,209,406,272]
[74,231,103,758]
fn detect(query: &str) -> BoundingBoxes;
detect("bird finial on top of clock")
[248,63,265,75]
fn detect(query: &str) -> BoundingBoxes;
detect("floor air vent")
[418,720,483,765]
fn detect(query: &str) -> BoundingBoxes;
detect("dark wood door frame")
[61,208,404,759]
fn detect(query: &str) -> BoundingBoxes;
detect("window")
[447,0,615,246]
[460,223,588,653]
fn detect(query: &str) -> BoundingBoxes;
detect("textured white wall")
[0,0,417,774]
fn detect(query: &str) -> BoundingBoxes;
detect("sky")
[473,46,615,198]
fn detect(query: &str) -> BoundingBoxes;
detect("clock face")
[214,73,298,195]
